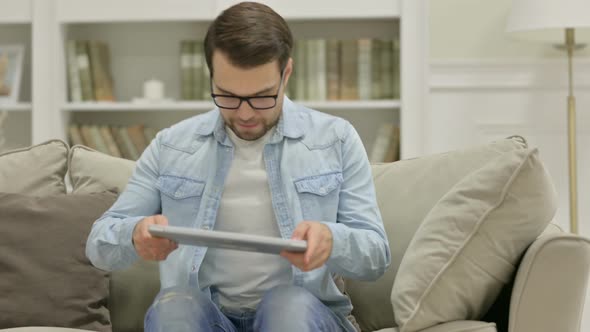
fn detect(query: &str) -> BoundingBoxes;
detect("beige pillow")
[391,147,557,332]
[0,139,68,195]
[345,137,527,332]
[66,146,161,332]
[68,145,135,194]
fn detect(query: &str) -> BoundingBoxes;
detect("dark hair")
[204,1,293,75]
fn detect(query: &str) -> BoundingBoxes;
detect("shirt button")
[191,265,196,272]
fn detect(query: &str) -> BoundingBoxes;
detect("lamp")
[506,0,590,234]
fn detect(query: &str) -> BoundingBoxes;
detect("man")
[86,2,390,331]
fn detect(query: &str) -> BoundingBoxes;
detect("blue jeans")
[144,285,349,332]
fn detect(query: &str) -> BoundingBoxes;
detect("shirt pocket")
[294,172,343,222]
[156,175,206,225]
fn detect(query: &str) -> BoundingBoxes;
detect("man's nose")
[236,101,256,120]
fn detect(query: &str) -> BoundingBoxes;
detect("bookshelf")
[2,103,32,112]
[11,0,428,160]
[0,0,32,151]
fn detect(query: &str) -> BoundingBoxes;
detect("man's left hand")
[280,221,333,272]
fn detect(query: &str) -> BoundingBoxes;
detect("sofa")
[0,136,589,332]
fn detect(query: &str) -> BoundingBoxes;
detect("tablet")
[148,225,307,255]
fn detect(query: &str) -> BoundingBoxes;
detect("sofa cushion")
[0,191,117,331]
[68,145,135,195]
[0,139,68,195]
[67,146,160,331]
[345,137,528,332]
[391,147,557,332]
[109,260,160,332]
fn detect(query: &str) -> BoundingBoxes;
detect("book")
[66,40,82,102]
[201,55,211,100]
[68,124,84,146]
[380,40,394,99]
[371,40,383,99]
[79,125,97,150]
[99,125,122,158]
[119,127,140,160]
[143,127,157,145]
[326,40,341,101]
[89,125,110,155]
[88,41,115,101]
[316,39,327,101]
[127,124,148,157]
[191,41,204,101]
[76,41,95,101]
[180,40,193,100]
[294,39,307,100]
[306,39,318,100]
[339,40,359,100]
[358,39,372,100]
[370,123,397,163]
[111,126,133,160]
[383,125,400,163]
[392,39,401,99]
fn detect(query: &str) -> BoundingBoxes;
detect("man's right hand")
[132,215,178,261]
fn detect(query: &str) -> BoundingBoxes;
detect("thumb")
[153,215,169,226]
[292,222,311,241]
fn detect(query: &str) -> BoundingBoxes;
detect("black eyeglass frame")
[210,70,285,110]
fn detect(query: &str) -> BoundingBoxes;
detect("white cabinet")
[3,0,428,159]
[0,0,33,150]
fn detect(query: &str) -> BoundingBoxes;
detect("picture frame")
[0,45,25,104]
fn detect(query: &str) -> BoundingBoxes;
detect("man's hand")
[132,215,178,261]
[280,221,333,272]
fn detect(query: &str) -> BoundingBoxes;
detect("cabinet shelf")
[0,103,32,112]
[62,101,215,112]
[61,100,401,112]
[55,0,400,23]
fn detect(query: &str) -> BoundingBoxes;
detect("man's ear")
[283,57,294,89]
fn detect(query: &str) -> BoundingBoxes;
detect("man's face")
[211,51,292,141]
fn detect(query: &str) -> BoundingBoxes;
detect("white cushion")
[0,139,68,195]
[391,148,557,332]
[68,145,135,194]
[346,137,527,331]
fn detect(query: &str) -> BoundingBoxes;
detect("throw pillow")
[0,139,68,195]
[68,145,135,195]
[67,145,161,332]
[345,136,527,331]
[391,147,557,332]
[0,191,117,331]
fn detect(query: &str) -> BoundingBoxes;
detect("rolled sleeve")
[322,123,391,281]
[85,131,164,271]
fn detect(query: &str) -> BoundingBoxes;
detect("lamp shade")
[506,0,590,42]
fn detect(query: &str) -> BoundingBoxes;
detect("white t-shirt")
[198,126,292,310]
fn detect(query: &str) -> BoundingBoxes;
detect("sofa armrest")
[415,321,496,332]
[509,234,590,332]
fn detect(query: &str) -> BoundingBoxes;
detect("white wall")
[430,0,590,59]
[429,0,590,329]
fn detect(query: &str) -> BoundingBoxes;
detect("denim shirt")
[86,96,391,323]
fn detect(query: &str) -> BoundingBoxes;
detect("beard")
[226,115,280,141]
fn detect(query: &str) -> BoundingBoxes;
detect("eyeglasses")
[210,71,284,110]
